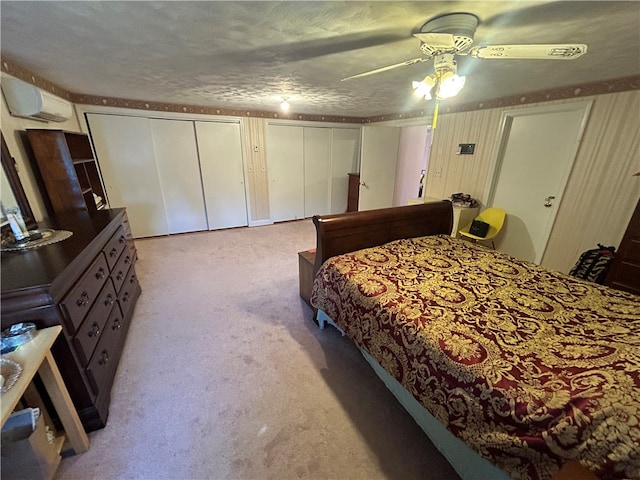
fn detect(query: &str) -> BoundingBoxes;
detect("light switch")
[457,144,475,155]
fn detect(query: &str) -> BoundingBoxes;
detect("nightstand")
[298,250,315,308]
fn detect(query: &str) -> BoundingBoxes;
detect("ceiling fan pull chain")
[432,101,440,130]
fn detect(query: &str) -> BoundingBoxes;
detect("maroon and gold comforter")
[310,235,640,480]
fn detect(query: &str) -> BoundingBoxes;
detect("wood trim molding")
[2,57,639,124]
[1,56,74,102]
[69,94,367,124]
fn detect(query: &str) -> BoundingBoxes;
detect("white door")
[195,121,248,230]
[359,126,401,211]
[149,119,208,234]
[488,101,592,263]
[304,127,331,218]
[330,128,360,214]
[87,114,169,238]
[266,125,304,222]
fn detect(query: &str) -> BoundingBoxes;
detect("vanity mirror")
[1,131,37,233]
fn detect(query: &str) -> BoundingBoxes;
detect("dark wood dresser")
[605,198,640,296]
[1,208,140,432]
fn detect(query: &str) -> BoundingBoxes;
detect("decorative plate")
[0,358,22,393]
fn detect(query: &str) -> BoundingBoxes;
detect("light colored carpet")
[55,219,461,480]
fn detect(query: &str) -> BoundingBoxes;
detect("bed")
[309,201,640,480]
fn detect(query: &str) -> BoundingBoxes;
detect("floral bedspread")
[311,235,640,480]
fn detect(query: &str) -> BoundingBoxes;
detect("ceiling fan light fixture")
[412,76,435,100]
[280,99,290,112]
[437,74,465,99]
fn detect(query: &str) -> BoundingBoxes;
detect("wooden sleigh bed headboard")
[311,200,453,275]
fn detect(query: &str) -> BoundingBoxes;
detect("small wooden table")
[1,326,89,454]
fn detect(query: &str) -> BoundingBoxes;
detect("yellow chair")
[459,207,506,249]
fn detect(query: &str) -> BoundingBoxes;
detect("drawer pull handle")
[76,291,90,307]
[110,247,118,258]
[112,319,122,330]
[104,294,115,306]
[98,350,109,366]
[124,256,131,265]
[116,271,124,281]
[119,235,126,244]
[122,292,130,303]
[95,267,106,279]
[88,322,101,338]
[130,275,136,284]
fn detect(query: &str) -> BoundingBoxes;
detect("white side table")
[452,205,480,237]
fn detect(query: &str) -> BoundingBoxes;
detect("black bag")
[569,244,616,284]
[469,219,490,237]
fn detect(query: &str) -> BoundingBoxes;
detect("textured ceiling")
[1,1,639,117]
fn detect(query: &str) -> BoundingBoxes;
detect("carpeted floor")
[54,219,461,480]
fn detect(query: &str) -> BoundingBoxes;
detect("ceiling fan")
[342,12,587,101]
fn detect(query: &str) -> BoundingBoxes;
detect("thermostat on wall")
[457,144,475,155]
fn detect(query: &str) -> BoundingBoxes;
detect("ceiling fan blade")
[412,32,455,48]
[341,57,429,81]
[470,44,587,60]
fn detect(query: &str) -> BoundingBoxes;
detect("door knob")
[544,196,556,207]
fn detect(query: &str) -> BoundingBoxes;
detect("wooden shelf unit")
[347,173,360,212]
[26,129,107,216]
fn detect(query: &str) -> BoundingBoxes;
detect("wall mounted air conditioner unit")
[1,76,73,122]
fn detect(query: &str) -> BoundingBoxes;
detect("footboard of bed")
[312,201,453,275]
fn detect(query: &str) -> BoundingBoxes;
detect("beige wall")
[1,85,82,222]
[242,117,270,223]
[424,90,640,273]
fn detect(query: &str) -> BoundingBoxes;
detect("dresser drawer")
[119,267,140,320]
[103,226,127,270]
[72,281,117,366]
[60,253,110,333]
[85,328,120,397]
[111,245,133,294]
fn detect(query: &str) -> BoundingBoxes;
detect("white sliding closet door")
[330,128,360,214]
[87,114,169,238]
[304,127,331,217]
[195,121,248,230]
[149,119,208,234]
[266,125,304,222]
